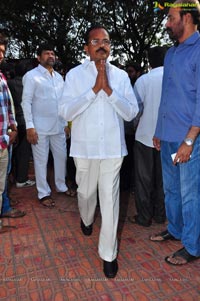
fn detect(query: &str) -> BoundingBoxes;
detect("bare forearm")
[185,126,200,140]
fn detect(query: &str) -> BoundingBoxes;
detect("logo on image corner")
[154,1,165,12]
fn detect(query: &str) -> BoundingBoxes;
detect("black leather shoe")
[80,219,93,236]
[103,259,118,278]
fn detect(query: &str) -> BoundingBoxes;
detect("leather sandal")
[0,225,17,233]
[149,229,178,242]
[40,196,55,208]
[165,247,200,265]
[0,208,26,218]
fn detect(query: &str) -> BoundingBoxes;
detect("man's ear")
[184,12,193,25]
[84,45,89,55]
[37,55,41,63]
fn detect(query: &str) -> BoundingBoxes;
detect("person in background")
[126,62,142,86]
[1,146,26,218]
[120,61,143,192]
[8,61,35,188]
[59,24,138,278]
[150,0,200,265]
[128,46,167,227]
[65,121,77,197]
[0,32,18,232]
[22,43,68,208]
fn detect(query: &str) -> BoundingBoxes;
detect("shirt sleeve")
[1,74,16,126]
[7,88,16,126]
[192,52,200,127]
[106,75,139,121]
[58,72,96,121]
[22,73,35,129]
[134,76,145,114]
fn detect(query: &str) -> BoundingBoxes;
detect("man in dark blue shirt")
[150,0,200,265]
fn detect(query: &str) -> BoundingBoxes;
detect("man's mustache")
[96,48,107,53]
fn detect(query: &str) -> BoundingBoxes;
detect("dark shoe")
[149,229,178,242]
[80,219,93,236]
[128,215,151,227]
[103,259,118,278]
[0,208,26,218]
[165,247,200,265]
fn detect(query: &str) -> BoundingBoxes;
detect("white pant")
[0,149,8,213]
[32,133,67,199]
[74,157,123,262]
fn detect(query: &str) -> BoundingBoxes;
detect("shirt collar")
[176,31,200,47]
[38,64,55,76]
[82,58,111,70]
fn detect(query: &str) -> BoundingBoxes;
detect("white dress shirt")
[134,67,163,148]
[59,59,138,159]
[22,64,65,135]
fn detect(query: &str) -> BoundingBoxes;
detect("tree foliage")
[0,0,168,66]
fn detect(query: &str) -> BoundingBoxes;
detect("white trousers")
[0,149,8,213]
[74,157,123,262]
[32,133,67,199]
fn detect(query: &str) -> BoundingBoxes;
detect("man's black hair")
[126,61,142,73]
[84,24,110,45]
[176,0,200,25]
[148,46,167,68]
[37,43,55,56]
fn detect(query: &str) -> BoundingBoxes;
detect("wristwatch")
[184,138,194,146]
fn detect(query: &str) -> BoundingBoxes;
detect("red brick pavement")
[0,164,200,301]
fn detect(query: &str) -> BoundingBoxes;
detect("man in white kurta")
[59,26,138,278]
[22,44,68,207]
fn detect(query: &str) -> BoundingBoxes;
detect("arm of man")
[22,73,38,145]
[105,70,139,121]
[134,77,145,115]
[58,68,97,121]
[174,55,200,164]
[7,85,18,145]
[93,59,112,96]
[153,136,161,151]
[173,126,200,164]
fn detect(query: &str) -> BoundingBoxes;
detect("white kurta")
[22,64,67,199]
[59,59,138,261]
[59,59,139,159]
[22,64,65,134]
[134,67,164,147]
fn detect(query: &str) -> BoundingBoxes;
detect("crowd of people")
[0,0,200,277]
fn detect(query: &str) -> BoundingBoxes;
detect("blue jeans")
[161,136,200,256]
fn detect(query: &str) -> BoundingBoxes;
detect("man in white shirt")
[129,46,167,227]
[59,25,138,278]
[22,44,68,208]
